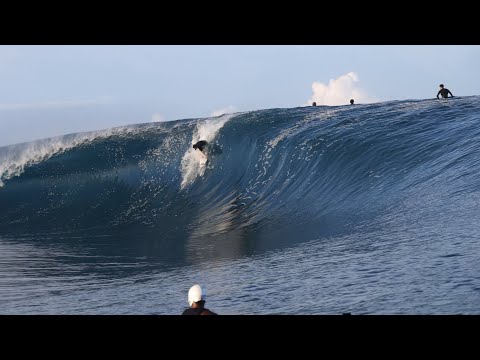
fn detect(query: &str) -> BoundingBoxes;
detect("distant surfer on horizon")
[350,99,354,105]
[312,102,317,106]
[193,140,207,154]
[437,84,453,99]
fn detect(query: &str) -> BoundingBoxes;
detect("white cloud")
[307,72,378,106]
[210,105,236,117]
[151,113,166,122]
[0,97,113,110]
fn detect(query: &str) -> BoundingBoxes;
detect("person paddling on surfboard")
[182,284,217,315]
[437,84,454,99]
[193,140,208,154]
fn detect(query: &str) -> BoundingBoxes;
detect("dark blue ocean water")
[1,97,480,314]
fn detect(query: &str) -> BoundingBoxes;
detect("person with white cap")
[182,284,217,315]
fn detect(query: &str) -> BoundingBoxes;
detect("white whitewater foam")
[180,113,234,189]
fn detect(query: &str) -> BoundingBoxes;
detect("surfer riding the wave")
[193,140,208,154]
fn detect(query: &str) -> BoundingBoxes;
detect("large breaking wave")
[1,97,480,262]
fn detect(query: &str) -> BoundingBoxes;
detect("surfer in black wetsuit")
[350,99,354,105]
[182,284,217,315]
[437,84,453,99]
[193,140,207,153]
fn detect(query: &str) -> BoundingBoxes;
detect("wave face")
[2,97,480,314]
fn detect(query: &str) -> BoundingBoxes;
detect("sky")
[1,45,479,146]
